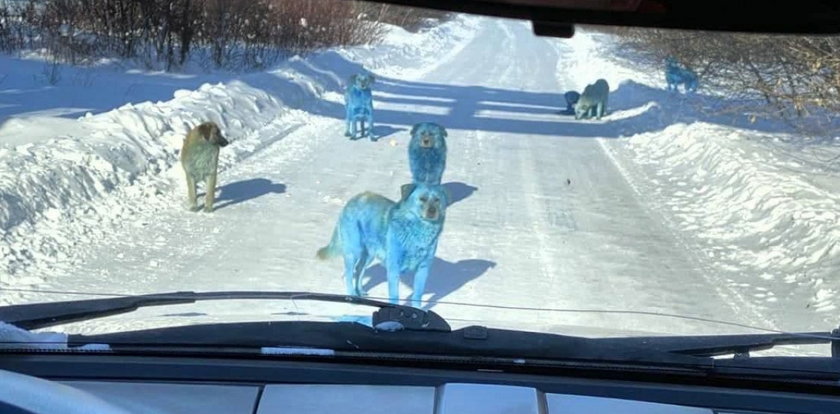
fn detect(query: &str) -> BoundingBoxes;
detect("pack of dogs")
[563,78,610,120]
[178,72,449,308]
[316,122,449,308]
[178,62,698,307]
[563,57,699,120]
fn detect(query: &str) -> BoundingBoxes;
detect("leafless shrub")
[590,25,840,125]
[0,0,399,70]
[359,3,451,33]
[0,0,37,53]
[37,56,61,85]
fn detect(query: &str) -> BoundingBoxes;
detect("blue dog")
[408,122,448,186]
[665,57,698,93]
[344,73,376,140]
[563,91,580,114]
[317,183,450,308]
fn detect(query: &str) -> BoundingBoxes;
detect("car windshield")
[0,1,837,358]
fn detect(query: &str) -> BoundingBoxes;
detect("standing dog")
[408,122,448,186]
[180,121,229,212]
[344,73,376,140]
[575,79,610,120]
[317,183,450,308]
[665,57,698,93]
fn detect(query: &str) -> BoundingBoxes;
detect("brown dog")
[180,121,229,212]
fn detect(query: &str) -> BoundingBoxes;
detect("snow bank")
[0,81,295,279]
[562,29,840,328]
[622,124,840,316]
[337,15,480,79]
[0,16,478,281]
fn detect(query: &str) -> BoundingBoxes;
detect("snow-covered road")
[4,17,836,341]
[4,18,762,336]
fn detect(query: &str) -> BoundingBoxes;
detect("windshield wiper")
[0,291,450,332]
[597,328,840,359]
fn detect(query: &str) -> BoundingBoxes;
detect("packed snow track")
[1,18,804,338]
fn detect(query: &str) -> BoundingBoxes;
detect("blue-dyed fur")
[317,183,450,308]
[564,91,580,113]
[408,122,448,186]
[344,73,376,140]
[665,57,698,93]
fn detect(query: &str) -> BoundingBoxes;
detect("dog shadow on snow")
[240,50,810,139]
[361,258,497,310]
[443,182,478,206]
[201,178,287,210]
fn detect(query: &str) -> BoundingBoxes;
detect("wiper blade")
[68,321,712,368]
[597,328,840,358]
[0,291,451,332]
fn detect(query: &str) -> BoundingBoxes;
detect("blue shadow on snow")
[361,258,497,310]
[442,182,478,206]
[211,178,287,210]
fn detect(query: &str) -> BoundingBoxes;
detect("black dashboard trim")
[1,354,839,413]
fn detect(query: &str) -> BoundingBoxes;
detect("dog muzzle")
[425,207,439,220]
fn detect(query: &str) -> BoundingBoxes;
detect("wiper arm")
[597,328,840,358]
[0,291,451,332]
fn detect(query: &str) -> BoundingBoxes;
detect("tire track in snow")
[596,137,780,331]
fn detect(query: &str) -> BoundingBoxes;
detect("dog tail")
[316,225,341,260]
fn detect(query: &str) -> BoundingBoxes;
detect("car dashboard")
[2,354,838,414]
[57,381,729,414]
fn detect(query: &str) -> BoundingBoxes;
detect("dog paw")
[344,131,351,137]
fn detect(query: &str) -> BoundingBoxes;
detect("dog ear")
[197,123,213,141]
[439,126,448,138]
[369,74,376,84]
[348,74,358,85]
[400,183,416,202]
[410,123,421,136]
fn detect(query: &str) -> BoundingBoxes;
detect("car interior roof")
[357,0,840,36]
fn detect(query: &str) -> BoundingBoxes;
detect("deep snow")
[0,14,837,351]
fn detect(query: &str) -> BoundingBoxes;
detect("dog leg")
[386,254,401,305]
[185,175,198,211]
[411,264,431,309]
[353,251,370,297]
[204,173,217,213]
[343,254,359,296]
[345,105,352,137]
[367,112,376,141]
